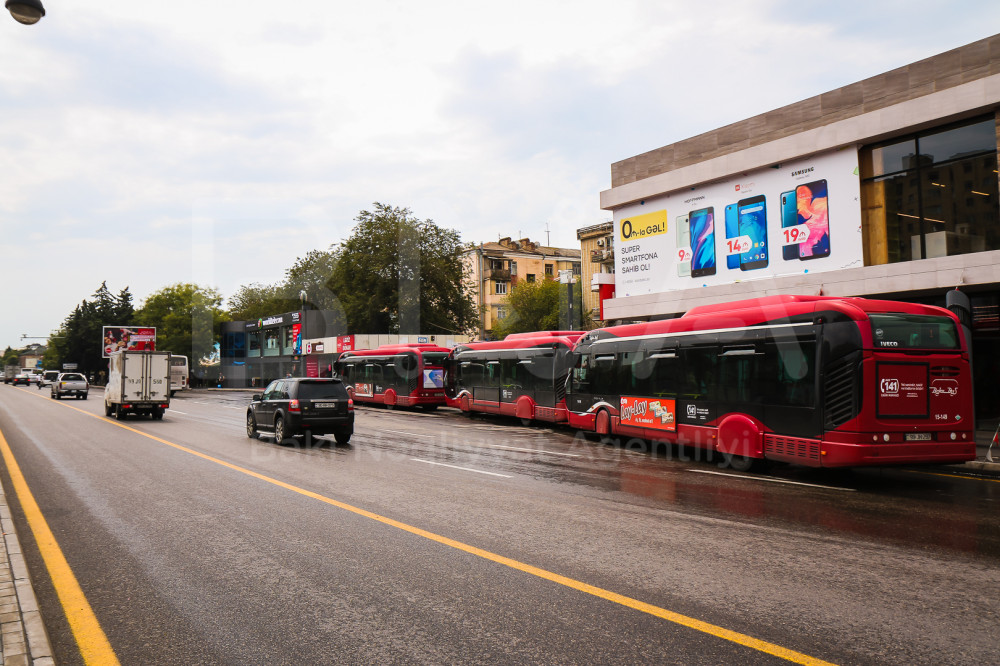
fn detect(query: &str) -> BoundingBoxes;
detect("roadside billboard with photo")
[102,326,156,358]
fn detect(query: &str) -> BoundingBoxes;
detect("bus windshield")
[869,314,960,350]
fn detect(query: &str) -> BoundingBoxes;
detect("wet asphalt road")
[0,385,998,664]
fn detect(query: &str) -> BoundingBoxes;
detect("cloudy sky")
[2,1,999,351]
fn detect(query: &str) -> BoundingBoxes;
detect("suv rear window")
[296,381,347,400]
[61,374,84,381]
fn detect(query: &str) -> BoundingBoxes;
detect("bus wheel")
[596,410,614,445]
[727,454,763,472]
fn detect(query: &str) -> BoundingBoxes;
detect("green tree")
[226,282,295,322]
[492,277,592,339]
[329,203,477,334]
[2,347,19,367]
[135,283,225,363]
[46,282,135,376]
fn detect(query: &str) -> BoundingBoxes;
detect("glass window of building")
[282,326,295,353]
[861,116,999,264]
[496,281,508,295]
[248,331,261,357]
[264,329,280,356]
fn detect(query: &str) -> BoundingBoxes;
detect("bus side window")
[571,354,591,393]
[680,347,715,400]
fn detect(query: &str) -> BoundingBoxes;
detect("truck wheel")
[54,392,61,400]
[105,403,112,417]
[82,393,88,400]
[115,405,125,420]
[153,408,164,420]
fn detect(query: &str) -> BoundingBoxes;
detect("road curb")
[0,480,54,665]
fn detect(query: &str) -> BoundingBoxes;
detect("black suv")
[247,377,354,445]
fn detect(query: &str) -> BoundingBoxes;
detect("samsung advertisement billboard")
[613,147,863,297]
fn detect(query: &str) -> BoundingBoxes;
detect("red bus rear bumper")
[816,440,976,468]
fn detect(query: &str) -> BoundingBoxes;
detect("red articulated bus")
[566,295,976,470]
[445,331,584,423]
[334,344,451,410]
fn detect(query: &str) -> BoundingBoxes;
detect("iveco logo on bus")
[880,378,900,396]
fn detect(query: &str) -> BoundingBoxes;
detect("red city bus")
[335,344,451,410]
[566,295,976,469]
[445,331,584,423]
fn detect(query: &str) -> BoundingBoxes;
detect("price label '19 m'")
[781,224,811,246]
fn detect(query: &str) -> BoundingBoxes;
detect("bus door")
[475,360,501,404]
[500,352,528,405]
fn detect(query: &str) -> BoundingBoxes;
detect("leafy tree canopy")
[46,282,135,374]
[491,277,592,339]
[329,203,477,334]
[134,283,225,363]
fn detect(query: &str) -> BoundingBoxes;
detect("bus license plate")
[905,433,932,441]
[315,402,335,409]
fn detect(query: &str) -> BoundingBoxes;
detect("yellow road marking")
[906,469,1000,483]
[15,387,836,665]
[0,427,120,665]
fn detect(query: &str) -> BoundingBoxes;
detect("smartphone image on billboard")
[780,190,798,261]
[689,206,716,278]
[737,195,768,271]
[797,179,830,260]
[724,204,739,270]
[676,214,690,277]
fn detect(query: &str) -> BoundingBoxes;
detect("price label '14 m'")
[725,235,753,256]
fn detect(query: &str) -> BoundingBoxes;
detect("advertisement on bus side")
[613,147,863,297]
[619,396,676,432]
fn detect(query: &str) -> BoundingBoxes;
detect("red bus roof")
[339,344,452,357]
[587,296,960,342]
[455,331,584,352]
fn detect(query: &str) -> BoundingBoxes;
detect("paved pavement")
[0,389,995,663]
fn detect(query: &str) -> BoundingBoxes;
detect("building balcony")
[485,268,511,281]
[590,248,614,264]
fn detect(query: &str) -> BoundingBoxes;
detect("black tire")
[727,454,763,473]
[334,427,352,445]
[115,405,125,420]
[54,392,61,400]
[274,416,287,444]
[153,408,164,420]
[82,393,88,400]
[246,412,258,439]
[105,403,112,417]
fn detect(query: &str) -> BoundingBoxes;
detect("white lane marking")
[687,469,856,492]
[170,410,189,415]
[372,430,579,457]
[376,429,436,438]
[411,458,512,478]
[486,445,581,458]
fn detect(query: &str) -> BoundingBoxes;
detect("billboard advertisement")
[614,147,862,297]
[102,326,156,358]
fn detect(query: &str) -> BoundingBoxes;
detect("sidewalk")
[0,481,53,665]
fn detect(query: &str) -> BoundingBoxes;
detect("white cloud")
[1,0,999,347]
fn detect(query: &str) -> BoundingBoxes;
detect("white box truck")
[104,350,171,420]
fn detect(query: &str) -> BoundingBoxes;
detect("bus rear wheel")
[727,454,764,473]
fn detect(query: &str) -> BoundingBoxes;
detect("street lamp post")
[5,0,45,25]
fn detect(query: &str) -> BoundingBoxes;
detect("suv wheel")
[246,412,258,439]
[334,427,352,445]
[274,416,287,444]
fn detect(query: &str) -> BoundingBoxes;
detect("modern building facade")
[464,237,581,339]
[599,34,1000,423]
